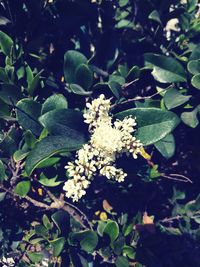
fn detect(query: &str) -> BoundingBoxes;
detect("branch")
[110,86,171,110]
[43,187,91,229]
[0,184,88,228]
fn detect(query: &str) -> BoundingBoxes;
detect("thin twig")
[110,87,170,110]
[43,187,91,229]
[169,173,193,184]
[160,173,193,183]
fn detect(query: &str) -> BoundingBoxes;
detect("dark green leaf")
[103,220,119,243]
[64,50,87,83]
[108,81,121,99]
[50,237,65,257]
[155,134,175,159]
[116,108,180,145]
[144,53,186,83]
[27,252,43,263]
[0,160,6,181]
[39,108,86,137]
[27,70,43,96]
[75,64,93,89]
[16,99,43,136]
[69,84,92,96]
[148,10,162,25]
[0,83,22,105]
[41,94,68,114]
[187,60,200,75]
[69,230,98,253]
[115,256,129,267]
[181,106,200,128]
[164,88,191,110]
[25,135,85,175]
[36,157,60,168]
[191,73,200,89]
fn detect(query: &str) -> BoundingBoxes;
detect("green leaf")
[108,81,121,99]
[115,108,180,145]
[42,214,53,230]
[75,64,93,89]
[50,237,65,257]
[0,67,8,82]
[103,220,119,243]
[25,65,34,87]
[115,19,134,29]
[0,83,22,105]
[0,160,6,181]
[187,59,200,75]
[149,164,161,179]
[27,70,43,96]
[144,53,187,83]
[51,211,69,235]
[16,99,43,136]
[97,221,107,236]
[41,94,68,114]
[14,180,31,197]
[69,230,98,253]
[25,135,85,175]
[69,84,92,96]
[119,0,129,7]
[39,108,86,137]
[64,50,87,84]
[126,65,140,81]
[191,73,200,89]
[80,231,98,253]
[39,173,63,187]
[0,192,6,201]
[148,10,162,25]
[164,88,191,110]
[181,106,200,128]
[122,246,136,260]
[154,134,175,159]
[0,31,13,56]
[24,130,37,149]
[36,157,60,168]
[13,149,29,162]
[115,256,129,267]
[27,252,43,263]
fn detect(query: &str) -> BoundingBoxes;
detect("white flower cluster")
[63,94,143,201]
[0,256,15,267]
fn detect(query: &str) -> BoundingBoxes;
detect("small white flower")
[63,94,143,201]
[165,18,180,40]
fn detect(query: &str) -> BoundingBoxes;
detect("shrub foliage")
[0,0,200,266]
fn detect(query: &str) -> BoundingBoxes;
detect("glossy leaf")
[64,50,87,83]
[0,31,13,56]
[116,108,180,145]
[41,94,68,114]
[164,88,191,110]
[75,64,93,89]
[144,53,186,83]
[16,99,43,136]
[191,73,200,89]
[103,220,119,243]
[25,135,85,175]
[155,134,175,159]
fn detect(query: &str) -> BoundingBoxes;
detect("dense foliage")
[0,0,200,266]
